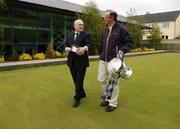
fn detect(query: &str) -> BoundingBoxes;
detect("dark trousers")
[70,65,86,101]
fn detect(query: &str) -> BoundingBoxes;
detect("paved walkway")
[0,50,168,71]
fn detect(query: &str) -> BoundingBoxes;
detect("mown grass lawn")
[0,53,179,129]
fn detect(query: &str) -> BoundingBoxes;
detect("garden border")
[0,50,172,71]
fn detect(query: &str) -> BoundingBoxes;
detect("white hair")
[74,19,84,26]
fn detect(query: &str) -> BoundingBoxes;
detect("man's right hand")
[117,50,124,61]
[65,47,72,53]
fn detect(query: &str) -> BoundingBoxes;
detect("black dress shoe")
[81,90,86,99]
[73,100,80,108]
[81,94,86,99]
[100,101,109,107]
[106,105,116,112]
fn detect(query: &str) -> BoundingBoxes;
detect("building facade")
[0,0,127,58]
[0,0,80,57]
[131,10,180,40]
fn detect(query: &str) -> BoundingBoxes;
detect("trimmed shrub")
[143,47,155,51]
[0,56,5,63]
[131,47,155,53]
[62,52,68,58]
[46,43,56,59]
[55,51,68,58]
[34,53,46,60]
[55,51,62,58]
[19,53,32,61]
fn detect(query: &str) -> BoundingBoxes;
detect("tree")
[127,8,137,17]
[150,25,162,48]
[126,8,144,48]
[77,0,104,55]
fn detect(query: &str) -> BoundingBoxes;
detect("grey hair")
[105,10,118,21]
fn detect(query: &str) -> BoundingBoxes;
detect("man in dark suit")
[64,19,90,108]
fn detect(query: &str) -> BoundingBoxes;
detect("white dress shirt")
[65,31,88,52]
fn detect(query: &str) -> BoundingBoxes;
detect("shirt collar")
[75,31,80,35]
[108,22,116,30]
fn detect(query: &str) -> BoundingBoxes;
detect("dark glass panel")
[38,12,51,29]
[13,7,37,28]
[4,28,12,43]
[0,7,11,25]
[13,29,36,44]
[38,30,50,44]
[37,44,47,53]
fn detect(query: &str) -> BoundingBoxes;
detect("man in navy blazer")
[64,19,91,108]
[98,10,134,112]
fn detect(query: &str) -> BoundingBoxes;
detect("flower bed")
[131,47,155,53]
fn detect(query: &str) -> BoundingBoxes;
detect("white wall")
[175,15,180,38]
[143,21,177,40]
[158,21,175,39]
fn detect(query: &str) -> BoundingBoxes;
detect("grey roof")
[118,15,127,22]
[130,10,180,23]
[18,0,127,22]
[18,0,84,12]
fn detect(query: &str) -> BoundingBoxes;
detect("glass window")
[37,45,47,53]
[65,16,74,34]
[0,7,11,25]
[147,36,152,40]
[12,8,37,44]
[53,15,65,45]
[37,12,51,44]
[4,28,12,43]
[162,22,169,28]
[13,8,37,28]
[13,29,36,44]
[38,30,50,44]
[38,12,51,30]
[146,23,153,28]
[0,7,12,44]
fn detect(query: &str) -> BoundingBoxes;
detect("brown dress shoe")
[106,105,116,112]
[100,101,109,107]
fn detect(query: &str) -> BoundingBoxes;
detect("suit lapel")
[69,31,86,46]
[76,32,84,45]
[74,32,83,46]
[72,32,75,41]
[68,32,75,45]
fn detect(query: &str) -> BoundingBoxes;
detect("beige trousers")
[97,60,120,107]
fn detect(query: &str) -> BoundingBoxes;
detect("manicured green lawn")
[0,53,179,129]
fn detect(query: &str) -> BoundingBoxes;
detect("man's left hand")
[77,47,86,56]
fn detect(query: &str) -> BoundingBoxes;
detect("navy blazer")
[65,31,91,68]
[100,22,134,62]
